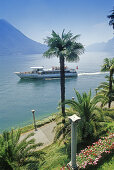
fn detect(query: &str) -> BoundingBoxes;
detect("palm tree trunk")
[60,56,66,120]
[108,69,113,108]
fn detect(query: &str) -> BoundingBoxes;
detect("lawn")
[39,142,69,170]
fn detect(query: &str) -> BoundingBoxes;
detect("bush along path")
[77,131,114,169]
[61,131,114,169]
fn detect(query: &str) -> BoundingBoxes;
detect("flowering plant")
[60,131,114,169]
[76,131,114,169]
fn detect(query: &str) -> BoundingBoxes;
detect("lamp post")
[72,97,75,100]
[95,88,98,95]
[68,114,81,170]
[31,110,37,131]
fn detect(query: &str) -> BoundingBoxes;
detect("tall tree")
[101,58,114,108]
[107,7,114,30]
[43,30,84,120]
[96,81,114,108]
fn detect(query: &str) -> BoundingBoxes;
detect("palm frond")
[64,99,82,113]
[74,89,82,104]
[0,129,44,168]
[44,29,84,61]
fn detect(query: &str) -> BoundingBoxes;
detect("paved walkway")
[20,121,56,150]
[97,101,114,108]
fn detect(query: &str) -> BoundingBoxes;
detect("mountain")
[86,37,114,53]
[0,19,47,55]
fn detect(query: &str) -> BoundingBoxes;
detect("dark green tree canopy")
[44,30,84,62]
[0,129,44,169]
[100,58,114,108]
[107,8,114,29]
[101,58,114,72]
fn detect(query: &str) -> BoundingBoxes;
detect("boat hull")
[15,72,77,79]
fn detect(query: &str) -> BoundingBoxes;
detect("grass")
[97,154,114,170]
[84,153,114,170]
[39,142,70,170]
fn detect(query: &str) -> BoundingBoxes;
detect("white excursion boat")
[14,66,77,79]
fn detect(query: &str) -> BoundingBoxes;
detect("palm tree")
[54,89,104,145]
[101,58,114,108]
[107,7,114,30]
[44,30,84,120]
[64,89,104,142]
[96,81,114,107]
[54,112,71,143]
[0,129,44,170]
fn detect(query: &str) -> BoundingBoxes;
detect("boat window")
[65,71,70,73]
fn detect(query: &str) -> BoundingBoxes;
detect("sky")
[0,0,113,46]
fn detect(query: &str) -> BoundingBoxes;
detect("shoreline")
[0,112,57,134]
[20,101,114,134]
[20,112,57,134]
[1,101,114,134]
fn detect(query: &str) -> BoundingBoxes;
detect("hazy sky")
[0,0,113,45]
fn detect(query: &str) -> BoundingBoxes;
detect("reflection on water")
[17,77,78,87]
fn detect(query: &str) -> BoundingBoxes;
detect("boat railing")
[52,66,68,70]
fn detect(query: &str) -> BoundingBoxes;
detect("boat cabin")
[30,67,44,73]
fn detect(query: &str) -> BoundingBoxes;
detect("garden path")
[20,121,56,150]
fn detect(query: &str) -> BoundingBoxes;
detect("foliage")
[101,58,114,108]
[54,90,107,161]
[37,120,113,170]
[61,130,114,170]
[43,29,84,118]
[64,89,104,143]
[76,131,114,169]
[96,81,114,107]
[0,129,44,170]
[44,30,84,61]
[39,142,69,170]
[54,110,72,143]
[101,58,114,72]
[102,108,114,121]
[107,7,114,29]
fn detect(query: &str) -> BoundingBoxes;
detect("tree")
[64,89,104,142]
[101,58,114,108]
[107,7,114,30]
[0,129,44,170]
[44,30,84,120]
[54,89,104,144]
[96,81,114,107]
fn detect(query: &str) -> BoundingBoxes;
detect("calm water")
[0,52,112,131]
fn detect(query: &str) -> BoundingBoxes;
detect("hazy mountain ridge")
[0,19,47,56]
[86,37,114,53]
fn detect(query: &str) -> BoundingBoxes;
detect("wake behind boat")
[14,66,77,79]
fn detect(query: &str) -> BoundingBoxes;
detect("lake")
[0,52,111,131]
